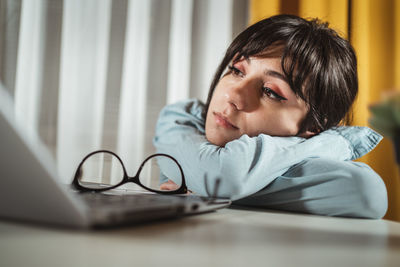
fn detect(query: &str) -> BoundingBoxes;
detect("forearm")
[234,158,388,219]
[156,129,352,199]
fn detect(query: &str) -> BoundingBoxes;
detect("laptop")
[0,89,230,228]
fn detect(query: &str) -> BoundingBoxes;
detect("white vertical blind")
[14,0,46,139]
[1,0,248,184]
[167,0,193,104]
[57,0,112,182]
[116,0,151,178]
[0,0,21,97]
[196,0,234,101]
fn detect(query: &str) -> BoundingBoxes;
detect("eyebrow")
[244,57,289,84]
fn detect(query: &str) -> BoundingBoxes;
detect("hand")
[159,180,179,191]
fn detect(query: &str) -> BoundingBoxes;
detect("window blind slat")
[57,0,111,183]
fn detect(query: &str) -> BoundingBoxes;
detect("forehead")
[233,54,289,87]
[242,57,286,80]
[237,42,285,60]
[234,45,289,78]
[254,43,285,58]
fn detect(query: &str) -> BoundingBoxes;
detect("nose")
[225,79,259,111]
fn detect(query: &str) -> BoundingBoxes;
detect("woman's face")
[205,56,310,146]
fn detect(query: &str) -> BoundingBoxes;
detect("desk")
[1,208,400,267]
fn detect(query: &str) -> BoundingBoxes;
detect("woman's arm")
[153,99,382,200]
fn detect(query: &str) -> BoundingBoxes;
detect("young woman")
[153,14,388,219]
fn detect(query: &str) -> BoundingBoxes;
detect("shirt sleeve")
[153,99,383,200]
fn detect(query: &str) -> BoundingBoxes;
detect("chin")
[205,132,233,147]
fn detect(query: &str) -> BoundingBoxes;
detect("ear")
[298,130,318,138]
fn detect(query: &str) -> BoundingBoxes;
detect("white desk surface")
[1,207,400,267]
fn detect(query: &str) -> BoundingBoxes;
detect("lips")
[213,112,239,129]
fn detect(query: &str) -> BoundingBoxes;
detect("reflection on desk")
[1,208,400,267]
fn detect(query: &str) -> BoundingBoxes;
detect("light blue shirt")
[153,99,383,201]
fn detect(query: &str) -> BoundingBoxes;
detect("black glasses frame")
[72,150,187,194]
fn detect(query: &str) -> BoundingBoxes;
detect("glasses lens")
[77,152,124,189]
[139,155,183,192]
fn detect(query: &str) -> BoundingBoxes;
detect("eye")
[262,87,288,101]
[228,65,244,77]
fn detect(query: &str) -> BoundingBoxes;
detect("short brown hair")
[204,14,358,134]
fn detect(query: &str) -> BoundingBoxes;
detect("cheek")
[205,127,226,146]
[246,110,302,137]
[275,109,306,135]
[211,76,234,99]
[205,120,238,146]
[210,84,226,103]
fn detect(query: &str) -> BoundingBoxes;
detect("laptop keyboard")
[74,192,193,227]
[79,192,182,209]
[73,191,230,227]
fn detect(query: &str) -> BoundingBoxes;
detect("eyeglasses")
[71,150,187,194]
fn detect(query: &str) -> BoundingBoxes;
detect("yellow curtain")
[249,0,400,221]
